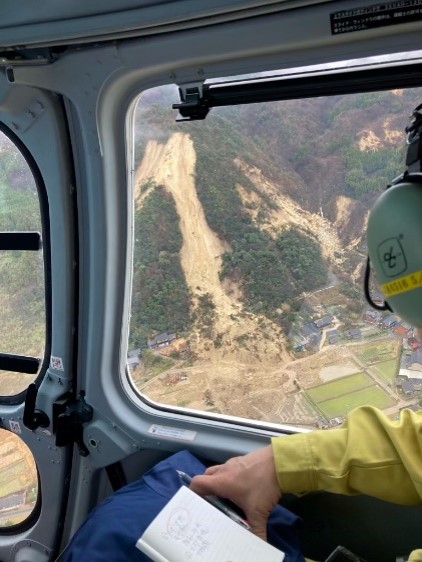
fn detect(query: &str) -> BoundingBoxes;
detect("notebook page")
[136,485,284,562]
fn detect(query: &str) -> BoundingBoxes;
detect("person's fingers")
[247,517,267,542]
[204,464,221,476]
[190,473,269,541]
[190,473,222,496]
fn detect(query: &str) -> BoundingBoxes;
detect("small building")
[381,315,399,329]
[301,322,319,338]
[363,310,382,324]
[127,348,141,371]
[127,356,141,370]
[347,328,361,340]
[398,379,415,396]
[394,324,411,338]
[326,328,339,344]
[407,348,422,370]
[313,315,333,330]
[147,332,177,349]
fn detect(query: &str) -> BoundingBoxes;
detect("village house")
[313,315,333,330]
[396,376,415,397]
[301,322,319,338]
[147,332,177,350]
[398,349,422,394]
[127,348,141,371]
[362,310,382,324]
[404,348,422,371]
[394,324,412,338]
[326,329,339,344]
[346,328,361,340]
[381,314,400,330]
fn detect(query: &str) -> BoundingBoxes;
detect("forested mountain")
[130,87,422,350]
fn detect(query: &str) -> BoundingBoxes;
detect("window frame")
[0,122,51,406]
[126,62,422,429]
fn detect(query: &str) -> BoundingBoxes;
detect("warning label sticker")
[331,1,422,35]
[148,424,197,441]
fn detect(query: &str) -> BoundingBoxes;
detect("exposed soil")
[133,132,354,422]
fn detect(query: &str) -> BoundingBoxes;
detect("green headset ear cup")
[367,179,422,328]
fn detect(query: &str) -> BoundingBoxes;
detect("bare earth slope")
[130,119,408,424]
[134,132,296,419]
[132,131,376,422]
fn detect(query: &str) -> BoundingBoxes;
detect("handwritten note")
[136,485,284,562]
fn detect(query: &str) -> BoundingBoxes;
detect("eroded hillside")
[134,132,289,369]
[132,128,365,418]
[129,88,422,420]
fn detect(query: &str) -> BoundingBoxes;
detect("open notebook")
[136,484,285,562]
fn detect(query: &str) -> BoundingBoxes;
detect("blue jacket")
[58,450,304,562]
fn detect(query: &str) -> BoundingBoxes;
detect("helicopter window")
[128,81,422,430]
[0,129,46,396]
[0,428,38,528]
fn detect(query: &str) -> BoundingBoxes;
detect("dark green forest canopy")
[130,186,192,348]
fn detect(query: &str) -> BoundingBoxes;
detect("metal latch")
[172,81,209,121]
[53,391,93,456]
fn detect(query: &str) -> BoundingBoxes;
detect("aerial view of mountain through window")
[128,85,422,429]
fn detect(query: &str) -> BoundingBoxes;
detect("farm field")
[354,340,400,366]
[372,359,399,385]
[315,386,396,418]
[306,372,371,402]
[306,372,396,418]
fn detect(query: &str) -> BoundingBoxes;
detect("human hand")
[190,445,281,541]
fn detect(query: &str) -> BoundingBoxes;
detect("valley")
[129,89,422,426]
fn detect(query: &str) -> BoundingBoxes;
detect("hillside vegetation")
[130,88,422,350]
[0,135,45,359]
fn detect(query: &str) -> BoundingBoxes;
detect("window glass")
[128,83,422,428]
[0,428,38,527]
[0,130,45,394]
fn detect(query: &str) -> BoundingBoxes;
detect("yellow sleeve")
[271,405,422,505]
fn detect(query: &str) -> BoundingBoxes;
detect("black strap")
[363,257,392,312]
[405,103,422,173]
[105,462,127,492]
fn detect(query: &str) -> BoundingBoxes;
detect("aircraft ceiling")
[0,0,333,48]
